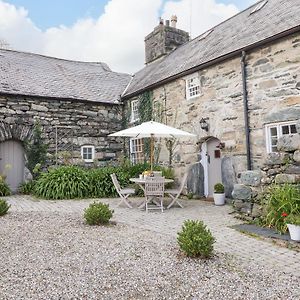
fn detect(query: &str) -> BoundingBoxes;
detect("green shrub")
[214,183,224,194]
[177,220,215,258]
[285,214,300,226]
[84,202,114,225]
[261,184,300,233]
[0,180,11,197]
[19,180,36,195]
[0,199,10,216]
[34,166,89,199]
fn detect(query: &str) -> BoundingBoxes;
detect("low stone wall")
[232,120,300,219]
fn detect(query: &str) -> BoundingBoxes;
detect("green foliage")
[177,220,215,258]
[34,166,89,199]
[187,192,194,200]
[0,199,10,216]
[214,183,224,194]
[19,180,36,195]
[261,184,300,233]
[0,180,11,196]
[285,214,300,226]
[24,122,48,178]
[84,202,114,225]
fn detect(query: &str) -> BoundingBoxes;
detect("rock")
[261,177,273,185]
[285,165,300,174]
[187,163,204,197]
[31,104,48,112]
[264,153,290,166]
[277,135,300,152]
[221,156,236,197]
[294,150,300,163]
[264,107,300,124]
[251,204,263,218]
[232,184,252,201]
[240,170,262,187]
[232,199,244,210]
[267,168,280,176]
[23,167,33,182]
[275,174,300,184]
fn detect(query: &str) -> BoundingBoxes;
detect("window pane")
[281,125,289,135]
[270,127,277,136]
[291,125,297,134]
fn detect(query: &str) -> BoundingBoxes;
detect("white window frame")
[81,145,95,162]
[265,121,297,153]
[130,138,144,164]
[185,74,201,100]
[130,100,139,123]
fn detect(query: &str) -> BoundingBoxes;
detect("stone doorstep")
[231,224,300,251]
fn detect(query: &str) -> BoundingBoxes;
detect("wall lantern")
[199,118,209,131]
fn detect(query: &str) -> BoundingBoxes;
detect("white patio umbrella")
[109,121,196,170]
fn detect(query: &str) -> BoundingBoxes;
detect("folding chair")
[165,173,188,209]
[111,173,135,208]
[144,176,165,213]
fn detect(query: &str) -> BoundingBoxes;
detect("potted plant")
[285,214,300,241]
[213,183,225,206]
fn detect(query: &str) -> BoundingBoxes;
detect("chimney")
[144,16,189,65]
[171,15,177,28]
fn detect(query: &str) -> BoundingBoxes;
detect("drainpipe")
[241,51,252,170]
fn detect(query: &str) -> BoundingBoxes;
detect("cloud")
[0,0,239,74]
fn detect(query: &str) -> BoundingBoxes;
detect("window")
[265,121,297,153]
[81,145,95,162]
[130,138,144,164]
[186,75,201,100]
[250,0,268,14]
[130,100,139,123]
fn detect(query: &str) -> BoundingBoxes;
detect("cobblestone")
[5,195,300,277]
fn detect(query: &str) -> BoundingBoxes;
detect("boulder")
[275,174,300,184]
[285,165,300,174]
[232,184,252,201]
[240,170,262,187]
[293,150,300,164]
[277,135,300,152]
[251,204,263,218]
[264,152,290,166]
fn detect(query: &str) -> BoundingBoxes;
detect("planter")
[287,224,300,241]
[213,193,225,206]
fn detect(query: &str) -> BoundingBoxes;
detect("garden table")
[130,177,174,209]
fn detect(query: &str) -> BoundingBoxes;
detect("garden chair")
[111,173,135,208]
[144,176,165,213]
[165,173,188,209]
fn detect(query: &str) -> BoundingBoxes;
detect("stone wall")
[126,32,300,196]
[232,120,300,219]
[0,95,123,164]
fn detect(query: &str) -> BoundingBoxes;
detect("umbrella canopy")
[109,121,196,138]
[109,121,196,170]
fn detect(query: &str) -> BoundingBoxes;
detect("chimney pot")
[159,17,164,25]
[166,20,170,26]
[171,15,177,28]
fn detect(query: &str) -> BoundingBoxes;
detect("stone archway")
[0,122,33,192]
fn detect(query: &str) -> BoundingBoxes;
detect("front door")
[0,140,25,192]
[201,137,222,197]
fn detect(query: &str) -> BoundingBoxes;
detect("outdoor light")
[199,118,209,131]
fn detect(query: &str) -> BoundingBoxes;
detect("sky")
[0,0,257,73]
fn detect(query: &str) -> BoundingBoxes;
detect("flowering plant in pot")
[213,183,225,206]
[285,213,300,241]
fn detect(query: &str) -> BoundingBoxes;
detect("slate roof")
[124,0,300,98]
[0,49,131,104]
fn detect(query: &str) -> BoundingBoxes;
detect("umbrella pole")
[150,134,154,171]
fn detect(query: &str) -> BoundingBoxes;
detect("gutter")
[122,25,300,100]
[241,51,251,171]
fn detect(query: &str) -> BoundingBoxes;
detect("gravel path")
[0,211,299,300]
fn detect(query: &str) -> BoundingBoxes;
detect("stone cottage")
[0,50,131,191]
[122,0,300,198]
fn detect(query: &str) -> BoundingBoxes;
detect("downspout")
[241,51,252,170]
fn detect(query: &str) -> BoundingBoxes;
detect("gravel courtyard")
[1,196,300,300]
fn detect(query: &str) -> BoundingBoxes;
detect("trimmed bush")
[34,166,89,199]
[19,180,36,195]
[261,184,300,233]
[177,220,215,258]
[84,202,114,225]
[0,199,10,216]
[214,183,224,194]
[0,180,11,197]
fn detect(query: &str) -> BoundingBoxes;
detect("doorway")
[0,140,25,192]
[200,137,222,197]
